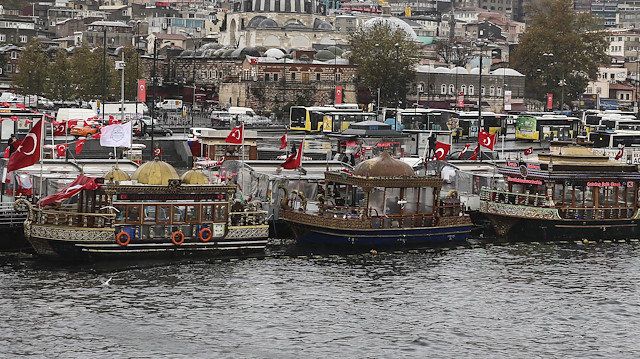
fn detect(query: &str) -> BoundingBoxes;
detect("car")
[134,119,173,137]
[70,125,98,139]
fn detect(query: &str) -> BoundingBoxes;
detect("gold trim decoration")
[480,201,562,220]
[281,209,372,230]
[226,226,269,239]
[325,172,442,189]
[31,224,114,242]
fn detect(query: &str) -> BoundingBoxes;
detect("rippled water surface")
[2,243,640,358]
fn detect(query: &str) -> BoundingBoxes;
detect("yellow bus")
[289,105,362,132]
[515,114,580,141]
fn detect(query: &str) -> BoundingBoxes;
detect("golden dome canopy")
[180,167,209,184]
[131,159,179,185]
[104,166,131,182]
[353,151,415,177]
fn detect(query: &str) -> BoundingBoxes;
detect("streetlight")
[331,37,340,104]
[134,20,141,121]
[102,24,107,121]
[150,38,157,160]
[395,42,400,130]
[180,30,198,128]
[476,41,486,134]
[636,48,639,115]
[543,52,553,111]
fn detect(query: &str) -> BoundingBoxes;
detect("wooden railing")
[480,188,552,207]
[558,207,635,220]
[0,202,27,227]
[33,208,116,228]
[229,210,269,226]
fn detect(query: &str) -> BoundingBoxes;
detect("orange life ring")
[171,231,185,245]
[116,231,130,246]
[199,227,212,242]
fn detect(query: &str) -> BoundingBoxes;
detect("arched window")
[490,86,495,96]
[481,86,485,95]
[441,84,447,94]
[461,85,467,95]
[497,87,502,97]
[418,83,425,93]
[469,85,474,95]
[449,84,455,94]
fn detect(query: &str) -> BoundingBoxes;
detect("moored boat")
[479,146,640,241]
[279,151,473,249]
[15,159,269,261]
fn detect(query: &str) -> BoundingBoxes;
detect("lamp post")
[102,24,107,121]
[395,42,400,130]
[180,30,198,128]
[332,37,340,104]
[636,48,639,114]
[477,41,486,133]
[134,20,141,121]
[150,38,157,159]
[543,52,553,111]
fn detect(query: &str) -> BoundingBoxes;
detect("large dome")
[132,159,179,185]
[362,17,418,42]
[353,151,415,177]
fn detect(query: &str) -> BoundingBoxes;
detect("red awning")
[38,175,100,207]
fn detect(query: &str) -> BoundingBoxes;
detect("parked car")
[70,125,98,139]
[134,118,173,137]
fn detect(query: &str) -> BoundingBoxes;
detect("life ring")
[116,231,130,246]
[171,231,185,245]
[199,228,212,242]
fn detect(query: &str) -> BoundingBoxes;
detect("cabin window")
[419,188,434,213]
[144,205,156,222]
[628,186,636,206]
[115,205,125,222]
[127,205,141,223]
[187,205,199,222]
[384,188,402,215]
[215,204,227,221]
[368,188,385,216]
[158,205,170,222]
[173,205,186,222]
[404,188,418,214]
[203,205,214,221]
[554,183,564,203]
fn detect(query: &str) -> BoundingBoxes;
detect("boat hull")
[26,223,268,261]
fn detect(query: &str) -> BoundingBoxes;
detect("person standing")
[427,132,437,158]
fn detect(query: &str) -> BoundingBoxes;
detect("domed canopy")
[104,165,131,182]
[180,167,209,184]
[132,159,179,185]
[353,151,415,177]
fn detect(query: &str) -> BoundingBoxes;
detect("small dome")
[451,66,468,75]
[265,48,285,58]
[353,151,415,177]
[283,20,309,29]
[315,49,336,61]
[325,45,343,56]
[104,166,131,182]
[180,167,209,184]
[313,18,333,30]
[239,46,260,57]
[132,159,179,185]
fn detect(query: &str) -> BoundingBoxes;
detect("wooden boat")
[279,151,473,248]
[15,159,269,261]
[479,146,640,240]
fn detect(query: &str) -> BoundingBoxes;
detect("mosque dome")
[131,159,180,185]
[180,166,209,185]
[315,49,336,61]
[104,165,131,182]
[265,48,285,58]
[313,18,333,30]
[353,151,415,177]
[362,17,418,42]
[325,45,343,56]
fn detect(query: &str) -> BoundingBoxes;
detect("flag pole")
[38,116,44,207]
[241,122,245,200]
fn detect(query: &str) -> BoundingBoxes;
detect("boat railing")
[558,207,635,220]
[229,210,269,226]
[33,207,116,228]
[480,188,552,207]
[316,203,437,228]
[0,201,28,227]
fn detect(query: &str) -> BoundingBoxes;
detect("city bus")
[322,111,377,133]
[456,112,508,139]
[289,105,362,132]
[589,130,640,148]
[515,114,581,141]
[397,109,458,131]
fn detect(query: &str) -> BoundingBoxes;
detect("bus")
[589,130,640,148]
[457,111,508,138]
[515,114,581,141]
[397,109,458,132]
[322,111,377,133]
[289,105,362,132]
[584,112,638,134]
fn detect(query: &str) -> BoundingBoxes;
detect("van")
[156,99,183,110]
[90,101,148,119]
[56,108,98,125]
[228,106,256,116]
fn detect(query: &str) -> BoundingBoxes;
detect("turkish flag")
[37,175,99,207]
[459,144,471,159]
[56,144,68,158]
[355,146,365,159]
[335,86,343,105]
[75,139,86,155]
[225,124,243,144]
[281,139,304,169]
[7,119,43,172]
[249,57,258,64]
[3,146,9,158]
[16,104,25,110]
[215,155,226,166]
[432,141,451,160]
[91,132,101,139]
[615,146,625,160]
[279,129,287,150]
[524,147,533,156]
[138,79,146,102]
[478,129,496,150]
[469,145,480,160]
[53,121,66,136]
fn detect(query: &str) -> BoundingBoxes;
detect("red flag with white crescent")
[459,144,471,159]
[225,124,244,144]
[432,141,451,160]
[478,129,496,150]
[7,119,42,172]
[469,145,480,160]
[138,79,146,102]
[524,147,533,156]
[615,146,625,160]
[279,129,288,150]
[75,139,86,155]
[56,143,68,158]
[53,121,66,136]
[281,139,304,169]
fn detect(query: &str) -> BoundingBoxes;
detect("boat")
[479,146,640,241]
[278,151,473,249]
[14,159,269,261]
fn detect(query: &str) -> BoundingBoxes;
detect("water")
[2,243,640,358]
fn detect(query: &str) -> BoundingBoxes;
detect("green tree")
[511,0,609,108]
[46,49,75,101]
[349,21,421,108]
[71,43,116,101]
[11,38,48,99]
[122,46,141,101]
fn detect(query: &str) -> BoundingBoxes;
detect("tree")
[12,38,48,100]
[511,0,609,108]
[349,21,421,108]
[46,49,75,102]
[434,39,473,67]
[122,46,141,101]
[71,43,116,101]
